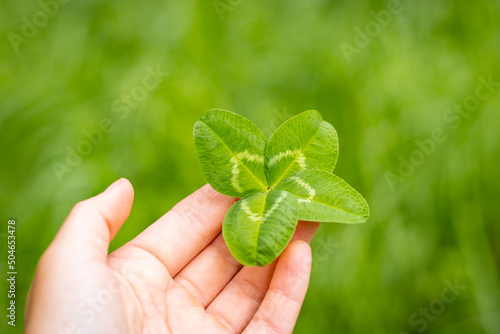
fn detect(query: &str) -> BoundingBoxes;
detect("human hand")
[26,179,319,334]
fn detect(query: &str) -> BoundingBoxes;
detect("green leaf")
[265,110,339,188]
[194,109,268,197]
[222,190,299,266]
[275,170,369,223]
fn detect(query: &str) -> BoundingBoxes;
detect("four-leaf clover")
[194,109,369,266]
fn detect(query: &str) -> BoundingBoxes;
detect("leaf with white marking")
[222,190,299,266]
[194,109,268,197]
[275,170,369,224]
[265,110,339,188]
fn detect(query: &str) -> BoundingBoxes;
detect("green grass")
[1,0,500,332]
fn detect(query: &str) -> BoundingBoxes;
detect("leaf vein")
[201,121,267,193]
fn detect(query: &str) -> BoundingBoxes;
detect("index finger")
[122,184,236,276]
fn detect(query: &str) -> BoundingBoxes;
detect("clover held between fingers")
[194,109,369,267]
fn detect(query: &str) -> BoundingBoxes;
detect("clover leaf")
[194,109,268,198]
[194,109,369,266]
[265,110,339,188]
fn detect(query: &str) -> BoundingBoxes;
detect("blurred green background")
[1,0,500,333]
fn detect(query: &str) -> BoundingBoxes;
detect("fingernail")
[105,178,122,192]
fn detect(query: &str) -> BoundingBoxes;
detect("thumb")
[51,178,134,262]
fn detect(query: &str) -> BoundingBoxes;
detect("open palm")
[26,179,319,334]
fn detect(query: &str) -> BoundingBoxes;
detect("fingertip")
[179,183,236,211]
[291,239,311,251]
[106,178,134,195]
[119,178,135,202]
[287,240,312,262]
[55,178,135,261]
[292,221,321,243]
[105,177,134,204]
[200,183,232,200]
[277,240,311,281]
[203,183,216,193]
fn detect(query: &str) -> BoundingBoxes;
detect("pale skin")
[26,178,320,334]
